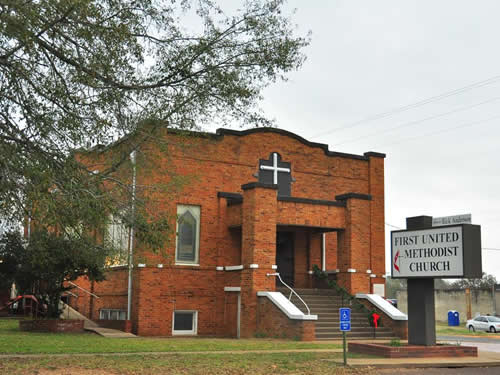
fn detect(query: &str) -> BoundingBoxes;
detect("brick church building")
[72,127,387,339]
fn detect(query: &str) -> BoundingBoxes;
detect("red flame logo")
[394,250,400,272]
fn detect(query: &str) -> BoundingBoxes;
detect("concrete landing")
[84,326,136,338]
[61,303,136,338]
[60,304,98,328]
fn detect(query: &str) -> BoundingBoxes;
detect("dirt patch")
[36,369,118,375]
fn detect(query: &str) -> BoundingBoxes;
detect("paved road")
[438,335,500,344]
[438,335,500,353]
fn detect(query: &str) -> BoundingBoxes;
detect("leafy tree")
[0,0,308,251]
[385,277,451,298]
[434,278,452,290]
[450,272,497,290]
[0,229,107,318]
[385,277,407,299]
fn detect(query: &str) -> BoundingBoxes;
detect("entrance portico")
[221,175,385,337]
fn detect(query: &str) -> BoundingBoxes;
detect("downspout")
[321,233,326,271]
[127,151,137,321]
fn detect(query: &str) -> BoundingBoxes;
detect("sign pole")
[406,216,436,346]
[343,331,347,366]
[339,307,351,366]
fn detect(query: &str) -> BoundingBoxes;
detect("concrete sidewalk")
[327,350,500,368]
[0,348,343,359]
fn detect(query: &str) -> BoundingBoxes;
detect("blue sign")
[340,322,351,331]
[339,308,351,332]
[340,308,351,322]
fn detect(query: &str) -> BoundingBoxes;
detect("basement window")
[172,310,198,335]
[100,309,126,320]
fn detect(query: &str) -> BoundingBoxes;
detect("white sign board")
[391,226,464,278]
[432,214,471,227]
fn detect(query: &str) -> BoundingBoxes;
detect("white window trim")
[172,310,198,335]
[175,205,200,266]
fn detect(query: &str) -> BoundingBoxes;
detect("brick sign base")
[349,342,477,358]
[19,319,84,333]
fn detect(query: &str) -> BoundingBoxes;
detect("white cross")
[260,152,291,184]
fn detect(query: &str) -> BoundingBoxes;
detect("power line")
[311,73,500,139]
[374,113,500,149]
[385,222,402,229]
[332,96,500,146]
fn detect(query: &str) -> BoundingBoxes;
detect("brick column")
[335,193,372,294]
[240,182,277,337]
[364,152,386,293]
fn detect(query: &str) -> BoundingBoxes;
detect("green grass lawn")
[0,319,342,354]
[436,321,490,336]
[0,352,371,375]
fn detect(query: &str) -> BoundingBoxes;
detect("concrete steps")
[279,288,399,340]
[60,303,136,338]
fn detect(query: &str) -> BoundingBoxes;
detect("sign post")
[339,307,351,366]
[391,216,482,345]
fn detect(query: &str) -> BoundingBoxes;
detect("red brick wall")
[367,155,386,289]
[221,292,239,337]
[240,185,277,337]
[19,319,84,333]
[71,269,129,321]
[256,297,315,341]
[95,319,132,332]
[70,129,385,338]
[358,298,408,339]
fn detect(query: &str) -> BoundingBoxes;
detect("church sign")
[432,213,471,227]
[391,224,481,279]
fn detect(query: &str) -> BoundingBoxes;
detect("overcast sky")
[208,1,500,280]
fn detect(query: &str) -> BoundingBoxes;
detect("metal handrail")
[266,272,311,316]
[67,281,100,299]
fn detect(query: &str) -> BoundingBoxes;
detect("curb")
[325,359,500,369]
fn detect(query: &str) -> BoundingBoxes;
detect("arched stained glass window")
[176,205,200,264]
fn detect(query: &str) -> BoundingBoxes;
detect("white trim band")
[249,264,259,269]
[138,263,146,268]
[225,265,244,271]
[356,294,407,321]
[366,269,372,274]
[157,264,163,268]
[224,287,241,292]
[257,291,317,321]
[347,268,356,273]
[216,266,224,271]
[271,265,278,270]
[370,274,377,278]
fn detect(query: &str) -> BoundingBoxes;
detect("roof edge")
[216,128,373,161]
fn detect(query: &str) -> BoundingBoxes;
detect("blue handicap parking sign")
[340,308,351,322]
[339,308,351,331]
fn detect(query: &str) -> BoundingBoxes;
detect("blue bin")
[448,310,459,326]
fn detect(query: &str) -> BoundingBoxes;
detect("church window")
[105,214,129,266]
[172,310,197,335]
[175,205,200,265]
